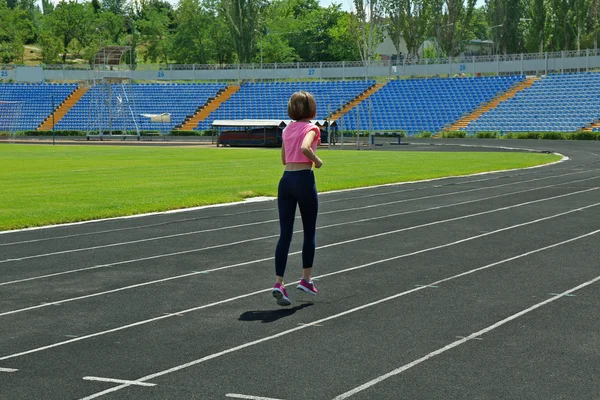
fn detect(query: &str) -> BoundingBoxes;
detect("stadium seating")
[336,76,525,134]
[466,72,600,132]
[0,83,77,131]
[55,83,227,132]
[194,80,376,132]
[3,72,600,135]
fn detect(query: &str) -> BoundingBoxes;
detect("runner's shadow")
[238,303,314,323]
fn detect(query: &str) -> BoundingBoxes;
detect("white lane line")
[0,169,589,263]
[0,220,280,264]
[3,216,596,368]
[75,228,600,400]
[0,153,568,238]
[0,160,571,248]
[456,336,483,341]
[2,176,597,289]
[0,367,19,372]
[0,207,278,247]
[1,191,598,320]
[225,394,285,400]
[82,376,156,387]
[0,173,487,248]
[331,276,598,400]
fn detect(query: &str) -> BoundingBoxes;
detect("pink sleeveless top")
[282,121,320,164]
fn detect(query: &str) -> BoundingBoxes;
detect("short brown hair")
[287,91,317,121]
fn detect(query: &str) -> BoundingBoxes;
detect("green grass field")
[0,144,562,231]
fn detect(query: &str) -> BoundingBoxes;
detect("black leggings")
[275,170,318,277]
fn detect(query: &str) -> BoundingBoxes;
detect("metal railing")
[2,48,600,83]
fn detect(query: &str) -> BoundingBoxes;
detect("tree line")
[0,0,598,66]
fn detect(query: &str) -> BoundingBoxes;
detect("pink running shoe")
[272,283,291,306]
[297,278,318,295]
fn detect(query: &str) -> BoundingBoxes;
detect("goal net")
[0,100,24,141]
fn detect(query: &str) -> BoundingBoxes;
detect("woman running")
[272,91,323,306]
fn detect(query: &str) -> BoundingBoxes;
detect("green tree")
[98,11,126,44]
[439,0,477,57]
[573,0,588,50]
[326,11,360,60]
[137,8,171,64]
[502,0,523,53]
[589,0,600,49]
[170,0,212,64]
[39,30,62,63]
[41,0,54,15]
[0,6,33,62]
[102,0,127,15]
[470,6,488,42]
[525,0,546,53]
[350,0,384,64]
[260,33,298,63]
[547,0,572,50]
[210,11,237,64]
[48,0,94,63]
[91,0,101,14]
[221,0,264,63]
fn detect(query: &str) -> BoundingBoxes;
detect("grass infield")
[0,144,561,231]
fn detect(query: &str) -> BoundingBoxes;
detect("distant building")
[375,29,409,63]
[375,28,493,60]
[462,39,494,56]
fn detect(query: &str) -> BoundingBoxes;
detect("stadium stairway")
[177,85,240,131]
[328,82,387,122]
[582,120,600,132]
[444,77,540,131]
[37,85,89,131]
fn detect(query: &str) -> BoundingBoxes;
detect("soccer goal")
[0,100,24,142]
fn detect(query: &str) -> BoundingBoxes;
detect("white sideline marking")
[82,376,156,387]
[0,160,572,248]
[331,274,600,399]
[1,191,598,320]
[1,169,587,261]
[0,151,567,236]
[226,394,284,400]
[76,228,600,400]
[2,175,597,289]
[0,367,18,372]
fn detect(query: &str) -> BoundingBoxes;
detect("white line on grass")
[0,152,567,237]
[331,275,599,399]
[1,174,598,288]
[2,202,598,361]
[82,376,156,387]
[0,167,585,260]
[76,228,600,400]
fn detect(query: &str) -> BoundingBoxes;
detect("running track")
[1,138,599,400]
